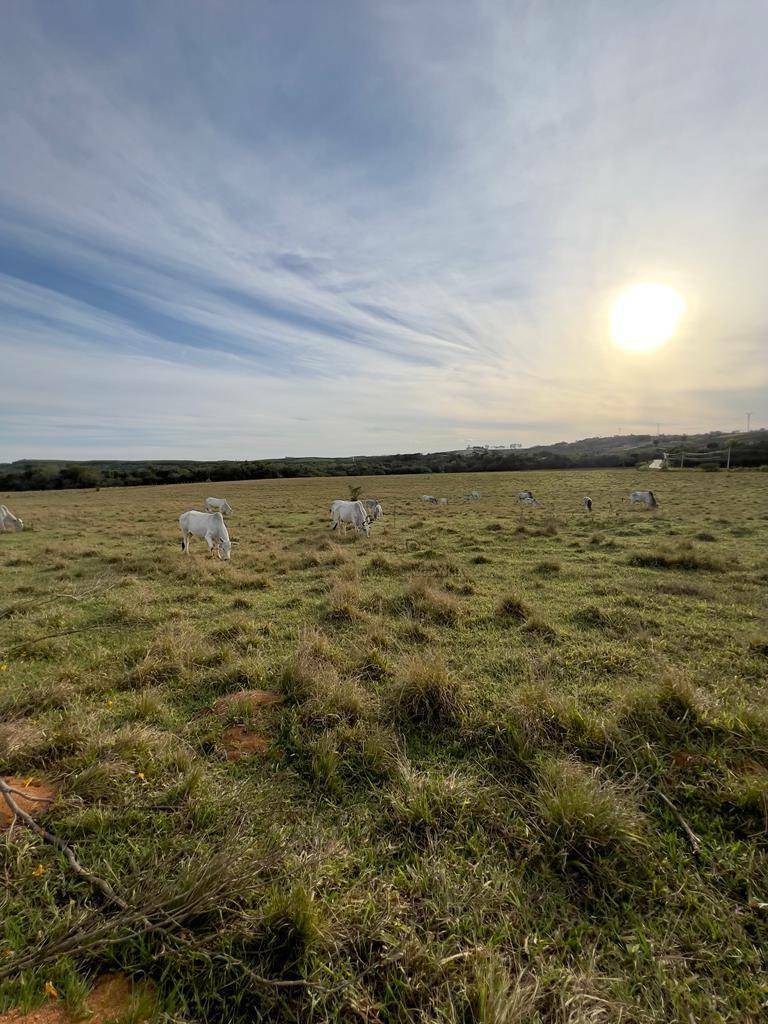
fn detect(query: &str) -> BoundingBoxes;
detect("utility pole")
[746,412,753,433]
[655,422,661,438]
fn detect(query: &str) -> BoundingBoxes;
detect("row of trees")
[2,431,765,491]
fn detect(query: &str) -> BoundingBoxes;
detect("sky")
[1,0,767,461]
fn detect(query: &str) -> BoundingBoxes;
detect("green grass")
[1,468,767,1022]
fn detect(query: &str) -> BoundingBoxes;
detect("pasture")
[1,469,767,1023]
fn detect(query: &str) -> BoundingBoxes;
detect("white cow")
[421,495,438,504]
[629,490,658,510]
[0,505,23,532]
[362,499,384,521]
[204,497,232,515]
[330,500,370,536]
[438,497,448,505]
[466,490,481,500]
[179,510,232,559]
[517,490,540,507]
[583,496,593,512]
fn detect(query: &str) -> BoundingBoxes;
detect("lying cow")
[0,505,23,532]
[517,490,540,507]
[330,499,370,536]
[179,510,232,559]
[362,499,384,521]
[204,497,232,515]
[421,495,438,504]
[629,490,658,510]
[583,496,593,512]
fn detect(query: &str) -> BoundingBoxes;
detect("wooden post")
[680,451,685,469]
[726,447,731,471]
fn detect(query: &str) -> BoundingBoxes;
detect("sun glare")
[610,282,685,353]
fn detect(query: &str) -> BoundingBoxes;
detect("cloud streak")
[1,1,766,460]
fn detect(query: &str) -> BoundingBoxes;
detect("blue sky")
[1,0,766,460]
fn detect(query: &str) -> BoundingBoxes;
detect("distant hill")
[1,429,766,491]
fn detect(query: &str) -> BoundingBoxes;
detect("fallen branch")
[1,785,56,803]
[655,788,702,855]
[3,621,118,657]
[0,778,128,910]
[0,782,349,994]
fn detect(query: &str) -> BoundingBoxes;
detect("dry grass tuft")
[386,653,467,728]
[535,758,648,871]
[496,593,532,623]
[402,576,460,624]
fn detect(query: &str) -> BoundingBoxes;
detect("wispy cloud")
[1,1,766,460]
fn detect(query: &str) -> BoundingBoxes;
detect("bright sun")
[610,282,685,353]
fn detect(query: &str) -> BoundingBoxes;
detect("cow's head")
[219,538,232,560]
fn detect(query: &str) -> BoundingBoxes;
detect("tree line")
[2,430,765,491]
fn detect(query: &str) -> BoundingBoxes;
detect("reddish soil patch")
[0,973,152,1023]
[212,688,282,716]
[220,725,271,761]
[0,776,58,829]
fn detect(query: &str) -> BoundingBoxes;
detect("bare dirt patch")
[0,776,58,829]
[212,689,282,716]
[219,725,271,761]
[0,973,151,1023]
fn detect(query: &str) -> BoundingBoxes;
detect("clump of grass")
[278,629,339,702]
[535,521,559,537]
[719,767,768,835]
[535,759,648,873]
[696,531,716,542]
[496,592,531,623]
[385,766,482,841]
[386,653,467,728]
[607,671,705,745]
[401,576,460,625]
[486,522,504,533]
[533,559,561,576]
[255,885,329,972]
[325,578,365,622]
[363,554,400,575]
[628,544,725,572]
[470,553,491,564]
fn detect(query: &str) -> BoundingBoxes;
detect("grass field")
[1,469,767,1023]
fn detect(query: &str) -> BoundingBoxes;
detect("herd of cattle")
[0,489,660,561]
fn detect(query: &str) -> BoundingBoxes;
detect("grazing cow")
[583,496,593,512]
[179,510,232,559]
[466,490,481,500]
[438,497,448,505]
[629,490,658,510]
[362,499,384,521]
[330,500,370,536]
[0,505,23,532]
[517,490,540,507]
[204,497,232,515]
[421,495,438,504]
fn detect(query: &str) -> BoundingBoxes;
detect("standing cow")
[362,499,384,521]
[179,510,232,559]
[0,505,23,532]
[517,491,540,507]
[629,490,658,510]
[583,496,593,512]
[330,500,370,536]
[204,497,232,515]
